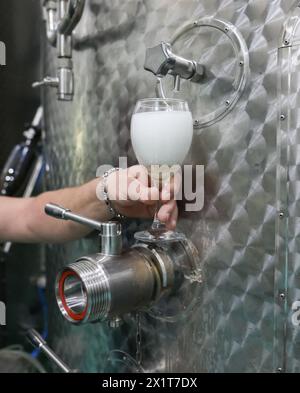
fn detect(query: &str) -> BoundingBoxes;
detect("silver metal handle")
[45,203,123,255]
[45,203,102,231]
[32,76,59,89]
[27,329,76,373]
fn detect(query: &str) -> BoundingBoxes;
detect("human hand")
[105,165,179,230]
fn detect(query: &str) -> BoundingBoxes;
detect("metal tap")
[33,0,85,101]
[46,203,201,326]
[144,41,206,92]
[45,203,122,255]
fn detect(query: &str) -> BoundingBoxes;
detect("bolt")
[279,293,286,301]
[280,114,286,121]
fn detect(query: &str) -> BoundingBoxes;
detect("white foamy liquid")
[131,111,193,168]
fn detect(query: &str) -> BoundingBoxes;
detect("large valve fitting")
[45,203,202,325]
[55,245,174,324]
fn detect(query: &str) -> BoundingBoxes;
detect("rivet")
[194,119,200,125]
[284,39,290,46]
[225,100,230,106]
[224,27,229,32]
[280,114,286,121]
[239,61,244,66]
[279,293,286,301]
[277,367,283,373]
[279,211,284,218]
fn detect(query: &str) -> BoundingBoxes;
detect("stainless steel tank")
[41,0,300,372]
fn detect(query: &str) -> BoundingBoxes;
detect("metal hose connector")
[56,258,110,324]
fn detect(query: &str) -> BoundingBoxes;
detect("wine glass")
[130,98,193,243]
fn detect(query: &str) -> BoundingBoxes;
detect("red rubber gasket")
[58,270,88,321]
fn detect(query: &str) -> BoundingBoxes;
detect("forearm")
[0,178,110,243]
[0,166,178,243]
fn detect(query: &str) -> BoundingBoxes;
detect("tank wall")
[43,0,299,372]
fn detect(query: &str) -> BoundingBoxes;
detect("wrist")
[85,178,112,221]
[97,168,125,220]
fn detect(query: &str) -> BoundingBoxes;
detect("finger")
[166,202,178,230]
[173,171,182,197]
[157,199,177,223]
[128,178,159,205]
[114,167,152,202]
[139,183,160,205]
[128,165,149,186]
[161,172,182,201]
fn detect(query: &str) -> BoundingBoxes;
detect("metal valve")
[34,0,85,101]
[45,203,122,255]
[46,203,202,325]
[33,58,74,101]
[144,41,206,90]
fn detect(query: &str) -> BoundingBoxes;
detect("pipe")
[27,329,74,373]
[43,0,85,45]
[43,1,57,46]
[58,0,85,36]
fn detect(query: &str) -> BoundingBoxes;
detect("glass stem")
[151,201,166,231]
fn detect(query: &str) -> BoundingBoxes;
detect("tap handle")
[27,328,46,348]
[32,76,59,89]
[45,203,123,255]
[27,329,76,373]
[45,203,70,219]
[45,203,103,231]
[144,42,173,77]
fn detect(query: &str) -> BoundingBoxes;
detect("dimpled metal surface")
[276,6,300,373]
[43,0,298,372]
